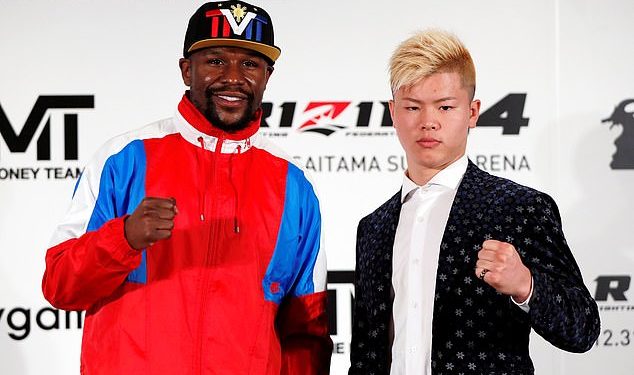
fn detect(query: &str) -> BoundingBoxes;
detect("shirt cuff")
[511,276,533,313]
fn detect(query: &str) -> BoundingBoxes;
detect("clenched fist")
[124,197,178,250]
[475,239,532,303]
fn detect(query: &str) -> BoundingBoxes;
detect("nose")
[418,107,439,130]
[221,62,246,85]
[421,122,438,130]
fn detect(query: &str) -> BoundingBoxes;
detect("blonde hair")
[389,29,476,98]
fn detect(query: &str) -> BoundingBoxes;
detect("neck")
[406,168,440,186]
[406,154,464,186]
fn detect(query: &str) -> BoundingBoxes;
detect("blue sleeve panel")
[86,139,148,283]
[263,163,322,304]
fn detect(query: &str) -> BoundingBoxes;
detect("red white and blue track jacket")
[42,94,332,375]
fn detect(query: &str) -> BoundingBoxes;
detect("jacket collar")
[174,93,260,153]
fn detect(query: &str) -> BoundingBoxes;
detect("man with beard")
[42,2,332,374]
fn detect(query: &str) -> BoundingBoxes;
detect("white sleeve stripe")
[48,118,176,247]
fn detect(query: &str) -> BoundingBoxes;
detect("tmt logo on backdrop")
[0,95,94,181]
[327,270,355,355]
[602,99,634,169]
[0,96,94,161]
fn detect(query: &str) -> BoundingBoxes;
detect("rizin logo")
[603,99,634,169]
[297,102,351,136]
[261,101,393,137]
[261,94,530,137]
[594,275,634,312]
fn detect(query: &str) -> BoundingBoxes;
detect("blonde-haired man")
[349,29,599,375]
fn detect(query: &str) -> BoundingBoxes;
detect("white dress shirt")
[390,155,468,375]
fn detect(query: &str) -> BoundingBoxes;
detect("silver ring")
[479,268,489,280]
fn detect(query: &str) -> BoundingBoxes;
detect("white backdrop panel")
[1,1,632,374]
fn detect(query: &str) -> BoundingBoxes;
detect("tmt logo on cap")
[183,1,281,63]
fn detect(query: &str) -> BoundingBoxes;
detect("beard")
[203,86,257,133]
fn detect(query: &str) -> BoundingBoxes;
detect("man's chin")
[202,97,257,132]
[206,112,253,133]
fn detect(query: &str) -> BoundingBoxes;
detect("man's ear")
[179,58,192,86]
[468,99,481,129]
[388,99,396,128]
[260,64,273,90]
[265,64,274,84]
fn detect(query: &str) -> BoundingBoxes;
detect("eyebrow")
[400,96,458,104]
[200,49,264,59]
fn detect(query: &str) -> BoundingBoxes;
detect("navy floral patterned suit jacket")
[349,160,600,375]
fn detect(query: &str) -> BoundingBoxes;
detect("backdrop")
[1,0,633,374]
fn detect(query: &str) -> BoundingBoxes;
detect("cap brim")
[188,39,281,62]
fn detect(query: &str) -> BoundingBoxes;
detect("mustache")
[205,86,253,101]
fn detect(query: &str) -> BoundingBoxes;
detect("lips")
[217,95,243,102]
[213,92,249,107]
[206,86,251,108]
[417,137,441,148]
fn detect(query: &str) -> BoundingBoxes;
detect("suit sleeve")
[42,141,145,311]
[348,219,371,375]
[522,192,600,352]
[277,175,332,375]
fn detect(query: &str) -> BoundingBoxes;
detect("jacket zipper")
[193,136,221,374]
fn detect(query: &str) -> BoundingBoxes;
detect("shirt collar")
[400,154,468,203]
